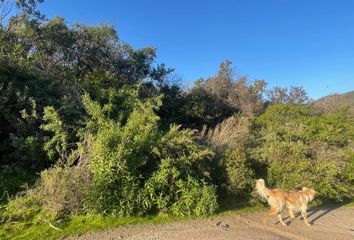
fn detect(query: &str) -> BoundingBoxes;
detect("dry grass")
[199,115,252,150]
[35,164,92,216]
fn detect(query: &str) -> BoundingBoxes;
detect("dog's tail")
[255,179,271,200]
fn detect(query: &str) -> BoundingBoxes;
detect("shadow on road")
[307,207,333,224]
[305,201,350,224]
[281,201,350,225]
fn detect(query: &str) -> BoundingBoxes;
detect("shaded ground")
[67,206,354,240]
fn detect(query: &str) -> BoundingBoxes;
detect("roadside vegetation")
[0,1,353,239]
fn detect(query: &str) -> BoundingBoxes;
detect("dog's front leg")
[277,213,286,226]
[301,210,311,226]
[288,209,295,220]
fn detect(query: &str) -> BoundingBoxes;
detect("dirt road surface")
[67,206,354,240]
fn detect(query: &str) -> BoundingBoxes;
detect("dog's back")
[285,188,316,211]
[256,180,288,210]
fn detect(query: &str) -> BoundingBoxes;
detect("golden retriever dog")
[255,179,316,226]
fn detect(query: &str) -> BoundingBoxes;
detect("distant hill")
[312,90,354,115]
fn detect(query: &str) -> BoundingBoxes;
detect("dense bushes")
[143,125,217,216]
[0,1,353,227]
[8,88,219,219]
[254,104,354,200]
[224,148,255,193]
[16,101,349,222]
[170,177,217,216]
[199,116,256,195]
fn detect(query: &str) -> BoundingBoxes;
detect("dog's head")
[255,179,268,200]
[255,179,266,189]
[256,179,265,184]
[302,187,316,201]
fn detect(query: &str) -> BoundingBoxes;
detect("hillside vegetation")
[313,91,354,116]
[0,1,353,239]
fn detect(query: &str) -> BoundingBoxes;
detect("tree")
[0,8,173,197]
[1,14,172,90]
[206,60,233,99]
[1,0,44,26]
[228,77,266,116]
[183,79,235,128]
[205,60,266,117]
[267,86,309,105]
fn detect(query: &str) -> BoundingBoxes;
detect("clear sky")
[38,0,354,99]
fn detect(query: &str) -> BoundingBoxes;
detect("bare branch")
[0,0,14,25]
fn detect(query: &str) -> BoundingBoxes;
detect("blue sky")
[39,0,354,99]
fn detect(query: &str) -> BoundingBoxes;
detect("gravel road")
[67,206,354,240]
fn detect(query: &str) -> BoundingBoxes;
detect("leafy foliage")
[0,1,353,235]
[143,125,216,216]
[82,91,161,216]
[254,104,354,200]
[41,106,69,161]
[170,177,218,216]
[224,148,255,193]
[26,89,218,218]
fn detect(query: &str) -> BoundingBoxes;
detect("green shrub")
[171,177,218,216]
[78,92,217,217]
[224,148,255,193]
[254,104,354,201]
[143,161,218,216]
[81,92,161,216]
[343,151,354,198]
[41,106,69,162]
[86,174,145,216]
[143,125,217,216]
[1,195,41,222]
